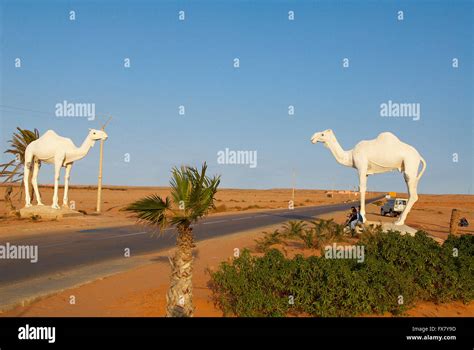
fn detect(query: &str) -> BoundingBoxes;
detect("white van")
[381,198,407,217]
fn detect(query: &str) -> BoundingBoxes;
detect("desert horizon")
[2,182,472,196]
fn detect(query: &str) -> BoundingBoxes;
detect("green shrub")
[210,230,474,317]
[299,229,317,249]
[209,249,292,316]
[255,219,349,252]
[282,221,307,238]
[254,229,284,252]
[300,219,346,248]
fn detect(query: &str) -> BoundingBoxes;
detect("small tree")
[0,127,39,184]
[125,163,220,317]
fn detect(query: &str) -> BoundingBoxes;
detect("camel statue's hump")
[355,132,402,151]
[42,130,59,137]
[41,130,69,141]
[376,132,399,141]
[38,130,71,144]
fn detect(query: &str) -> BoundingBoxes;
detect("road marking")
[41,242,75,248]
[41,231,153,248]
[92,231,150,241]
[203,220,227,225]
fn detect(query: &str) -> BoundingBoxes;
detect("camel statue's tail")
[417,156,427,181]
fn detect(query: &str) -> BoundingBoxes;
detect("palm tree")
[0,127,40,202]
[0,127,40,183]
[125,163,220,317]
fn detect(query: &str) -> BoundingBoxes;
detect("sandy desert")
[0,184,376,237]
[1,184,472,239]
[1,184,472,317]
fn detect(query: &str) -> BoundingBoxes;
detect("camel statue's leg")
[52,155,64,209]
[358,170,368,222]
[31,159,44,206]
[63,163,72,208]
[23,150,34,207]
[395,171,418,226]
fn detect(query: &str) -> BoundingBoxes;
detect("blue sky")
[1,0,472,194]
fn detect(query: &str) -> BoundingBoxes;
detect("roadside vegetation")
[210,221,473,317]
[254,219,346,251]
[0,127,39,184]
[0,127,40,210]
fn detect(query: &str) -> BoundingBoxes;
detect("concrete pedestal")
[19,205,83,220]
[364,220,417,237]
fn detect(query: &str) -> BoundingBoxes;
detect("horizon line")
[0,183,471,196]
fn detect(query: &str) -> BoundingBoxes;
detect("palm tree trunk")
[166,225,195,317]
[4,186,16,215]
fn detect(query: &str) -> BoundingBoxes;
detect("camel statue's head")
[88,129,108,141]
[311,129,334,144]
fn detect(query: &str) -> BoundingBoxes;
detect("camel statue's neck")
[326,136,353,167]
[68,135,95,162]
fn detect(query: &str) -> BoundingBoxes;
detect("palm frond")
[124,194,172,230]
[0,127,39,183]
[169,165,191,211]
[186,163,221,221]
[125,162,221,233]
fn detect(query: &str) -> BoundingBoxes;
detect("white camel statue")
[24,129,108,209]
[311,130,426,225]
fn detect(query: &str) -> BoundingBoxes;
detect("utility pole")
[292,169,296,205]
[96,116,112,213]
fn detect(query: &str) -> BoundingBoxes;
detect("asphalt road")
[0,197,382,286]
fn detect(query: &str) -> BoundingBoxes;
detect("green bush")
[254,219,348,252]
[210,229,474,317]
[305,219,345,248]
[254,229,284,252]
